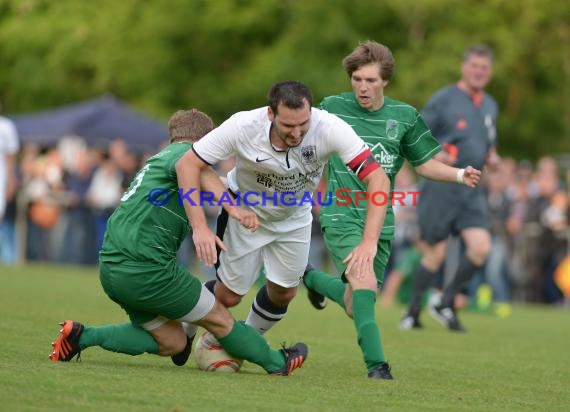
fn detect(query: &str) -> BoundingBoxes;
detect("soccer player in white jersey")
[176,81,390,336]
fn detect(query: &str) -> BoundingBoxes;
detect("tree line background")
[0,0,569,160]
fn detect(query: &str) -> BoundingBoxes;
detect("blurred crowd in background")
[381,158,570,310]
[1,136,569,307]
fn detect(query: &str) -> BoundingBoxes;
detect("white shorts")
[140,285,216,331]
[216,216,311,295]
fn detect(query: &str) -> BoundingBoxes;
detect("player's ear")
[267,106,275,122]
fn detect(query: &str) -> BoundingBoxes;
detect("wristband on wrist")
[456,168,465,184]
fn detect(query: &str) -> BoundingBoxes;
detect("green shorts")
[322,225,392,287]
[99,259,203,327]
[395,247,422,279]
[393,247,422,305]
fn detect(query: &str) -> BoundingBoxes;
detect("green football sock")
[352,289,386,371]
[217,321,285,373]
[304,269,346,310]
[79,323,159,355]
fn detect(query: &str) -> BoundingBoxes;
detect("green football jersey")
[319,93,440,239]
[100,142,192,264]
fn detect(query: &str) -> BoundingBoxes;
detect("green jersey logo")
[386,119,399,139]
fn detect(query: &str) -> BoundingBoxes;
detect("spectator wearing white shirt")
[0,114,19,264]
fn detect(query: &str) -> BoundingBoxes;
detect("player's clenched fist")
[229,207,259,232]
[460,165,482,188]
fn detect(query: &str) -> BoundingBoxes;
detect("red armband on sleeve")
[347,149,380,180]
[443,143,458,161]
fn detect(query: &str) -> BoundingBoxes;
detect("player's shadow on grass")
[78,358,262,376]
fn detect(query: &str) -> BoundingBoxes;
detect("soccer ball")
[194,331,242,373]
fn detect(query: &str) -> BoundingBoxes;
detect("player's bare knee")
[421,242,447,270]
[470,251,489,266]
[421,256,441,272]
[268,286,297,306]
[480,242,492,260]
[365,280,378,290]
[467,243,491,265]
[217,290,243,308]
[197,300,234,337]
[349,278,377,291]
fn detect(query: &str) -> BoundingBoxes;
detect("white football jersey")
[192,107,367,231]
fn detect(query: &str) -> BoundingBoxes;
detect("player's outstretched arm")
[414,158,481,188]
[176,150,224,266]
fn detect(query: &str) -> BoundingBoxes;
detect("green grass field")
[1,264,569,412]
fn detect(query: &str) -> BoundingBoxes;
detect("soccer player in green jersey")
[49,109,308,376]
[303,41,481,379]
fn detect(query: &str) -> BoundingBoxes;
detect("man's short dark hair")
[168,109,214,143]
[267,81,313,114]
